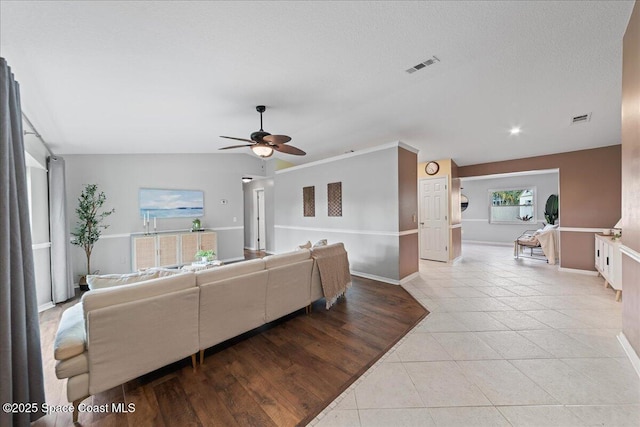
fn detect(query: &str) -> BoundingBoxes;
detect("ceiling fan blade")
[263,134,291,144]
[219,144,254,150]
[274,144,306,155]
[220,135,254,143]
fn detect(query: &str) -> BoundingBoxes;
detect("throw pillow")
[297,241,312,250]
[313,239,328,248]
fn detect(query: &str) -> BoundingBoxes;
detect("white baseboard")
[618,332,640,379]
[558,267,599,276]
[351,270,399,285]
[462,240,514,247]
[244,247,271,253]
[451,255,463,265]
[38,302,54,313]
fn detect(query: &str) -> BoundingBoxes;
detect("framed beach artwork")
[139,188,204,219]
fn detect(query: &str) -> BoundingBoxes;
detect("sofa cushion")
[199,270,269,349]
[195,258,265,285]
[82,271,196,317]
[263,249,311,269]
[87,288,199,395]
[87,269,179,290]
[67,373,90,402]
[54,303,86,361]
[265,259,314,322]
[55,352,88,379]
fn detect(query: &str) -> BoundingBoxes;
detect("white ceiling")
[1,1,634,166]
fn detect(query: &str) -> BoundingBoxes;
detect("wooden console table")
[131,230,217,271]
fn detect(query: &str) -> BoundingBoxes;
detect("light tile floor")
[309,243,640,427]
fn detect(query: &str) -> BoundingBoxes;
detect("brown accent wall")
[621,1,640,356]
[450,161,462,260]
[398,147,419,279]
[399,148,418,232]
[451,227,462,261]
[458,145,621,270]
[399,233,419,279]
[560,232,598,271]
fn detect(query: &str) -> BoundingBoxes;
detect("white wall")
[24,135,53,310]
[64,153,263,278]
[461,171,559,243]
[274,145,402,283]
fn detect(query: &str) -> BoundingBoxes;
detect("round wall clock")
[425,161,440,175]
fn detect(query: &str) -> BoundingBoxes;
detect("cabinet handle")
[597,250,600,257]
[606,257,609,266]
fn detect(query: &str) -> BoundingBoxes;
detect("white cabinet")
[594,234,622,301]
[132,231,217,271]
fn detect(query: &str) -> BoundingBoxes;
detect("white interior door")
[419,177,449,261]
[256,189,266,251]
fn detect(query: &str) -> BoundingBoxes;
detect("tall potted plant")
[544,194,559,225]
[71,184,115,290]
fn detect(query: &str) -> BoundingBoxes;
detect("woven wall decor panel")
[303,186,315,217]
[328,182,342,217]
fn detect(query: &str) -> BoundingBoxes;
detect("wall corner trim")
[450,255,463,264]
[32,242,52,250]
[38,302,55,313]
[620,244,640,264]
[351,271,400,285]
[275,141,418,175]
[397,141,420,154]
[558,227,612,233]
[618,332,640,379]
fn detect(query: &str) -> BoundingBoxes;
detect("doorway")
[255,188,266,251]
[419,177,449,262]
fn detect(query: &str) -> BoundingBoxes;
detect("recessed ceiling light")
[510,127,521,135]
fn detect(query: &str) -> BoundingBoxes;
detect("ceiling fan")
[219,105,306,158]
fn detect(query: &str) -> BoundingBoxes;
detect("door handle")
[420,222,424,225]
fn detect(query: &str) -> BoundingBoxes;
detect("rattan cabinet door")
[181,233,199,265]
[133,236,156,271]
[199,232,217,256]
[158,234,179,267]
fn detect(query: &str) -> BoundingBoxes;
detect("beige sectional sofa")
[54,245,347,422]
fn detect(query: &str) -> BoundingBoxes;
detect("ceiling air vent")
[405,56,440,74]
[571,113,591,125]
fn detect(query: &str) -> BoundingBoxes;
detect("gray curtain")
[48,156,74,302]
[0,57,46,425]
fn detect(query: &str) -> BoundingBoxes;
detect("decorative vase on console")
[192,218,201,231]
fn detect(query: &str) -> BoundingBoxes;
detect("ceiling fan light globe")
[251,145,274,158]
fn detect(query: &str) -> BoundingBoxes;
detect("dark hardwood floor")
[34,274,427,427]
[242,249,267,260]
